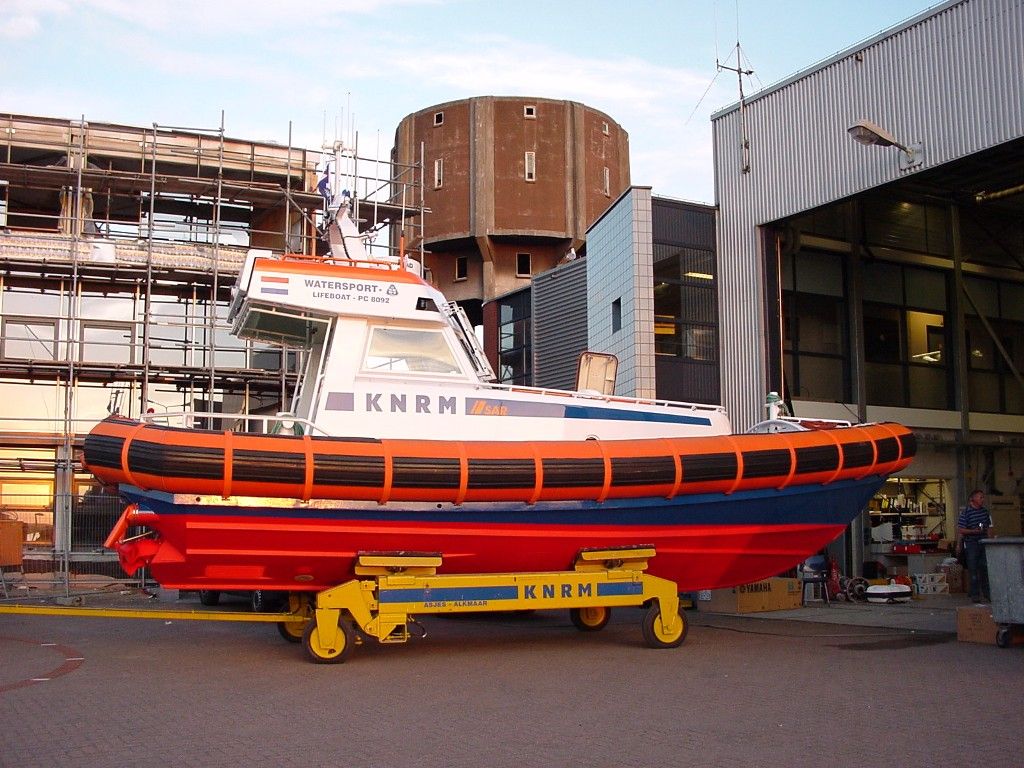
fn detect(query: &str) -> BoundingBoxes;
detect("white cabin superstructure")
[227,206,731,441]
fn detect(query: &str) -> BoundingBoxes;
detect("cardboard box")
[699,578,803,614]
[957,605,998,644]
[916,583,949,595]
[938,563,965,593]
[0,520,24,566]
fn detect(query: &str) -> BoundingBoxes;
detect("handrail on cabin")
[138,410,328,436]
[476,382,728,414]
[274,251,418,274]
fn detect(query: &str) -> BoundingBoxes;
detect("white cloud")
[0,0,68,39]
[65,0,442,34]
[378,35,713,120]
[0,14,38,39]
[0,1,736,200]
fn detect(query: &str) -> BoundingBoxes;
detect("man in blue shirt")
[957,489,994,602]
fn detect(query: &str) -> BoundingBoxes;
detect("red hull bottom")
[122,514,846,593]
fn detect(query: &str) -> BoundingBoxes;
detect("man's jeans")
[963,537,990,601]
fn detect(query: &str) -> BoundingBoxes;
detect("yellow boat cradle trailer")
[0,546,687,664]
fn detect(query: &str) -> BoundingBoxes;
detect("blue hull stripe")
[464,398,713,426]
[564,404,712,426]
[126,475,884,529]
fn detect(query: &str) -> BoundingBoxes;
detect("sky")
[0,0,945,204]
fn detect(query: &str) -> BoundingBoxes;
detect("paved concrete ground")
[743,591,976,633]
[1,587,1022,768]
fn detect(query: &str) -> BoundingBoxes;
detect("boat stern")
[104,503,163,576]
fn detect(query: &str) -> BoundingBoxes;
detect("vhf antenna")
[717,42,753,174]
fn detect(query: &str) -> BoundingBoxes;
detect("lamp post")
[847,119,923,170]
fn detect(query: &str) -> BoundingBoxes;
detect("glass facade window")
[80,322,134,364]
[79,287,135,321]
[781,250,848,402]
[2,318,58,360]
[497,291,531,384]
[862,198,950,257]
[783,248,953,410]
[653,246,718,362]
[147,295,190,366]
[2,284,64,316]
[861,262,951,410]
[964,276,1024,414]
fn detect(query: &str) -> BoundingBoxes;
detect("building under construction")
[0,113,423,585]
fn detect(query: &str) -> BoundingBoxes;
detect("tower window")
[525,151,536,182]
[524,105,536,119]
[602,166,610,196]
[455,255,468,281]
[433,111,444,126]
[602,121,609,135]
[516,253,531,277]
[434,158,444,189]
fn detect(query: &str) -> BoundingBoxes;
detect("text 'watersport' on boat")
[83,198,916,604]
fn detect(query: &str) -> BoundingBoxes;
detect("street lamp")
[847,119,923,170]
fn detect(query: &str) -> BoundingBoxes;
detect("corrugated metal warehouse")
[713,0,1024,570]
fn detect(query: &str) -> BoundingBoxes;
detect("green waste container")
[983,537,1024,648]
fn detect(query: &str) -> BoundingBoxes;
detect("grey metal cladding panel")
[655,357,721,405]
[652,199,715,249]
[712,0,1024,430]
[533,258,588,390]
[712,0,1024,224]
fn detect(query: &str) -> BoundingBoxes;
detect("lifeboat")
[85,416,914,592]
[83,199,917,595]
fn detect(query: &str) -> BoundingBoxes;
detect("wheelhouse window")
[363,327,461,375]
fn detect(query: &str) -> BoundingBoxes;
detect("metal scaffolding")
[0,112,425,592]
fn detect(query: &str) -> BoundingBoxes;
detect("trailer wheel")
[570,606,611,632]
[277,619,307,643]
[277,593,311,643]
[303,614,354,664]
[198,590,220,607]
[996,626,1011,648]
[641,603,687,649]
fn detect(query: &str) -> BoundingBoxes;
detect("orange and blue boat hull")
[111,474,885,592]
[85,418,915,592]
